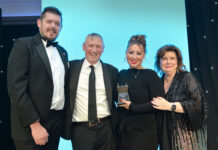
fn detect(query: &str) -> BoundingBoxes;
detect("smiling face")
[37,12,62,41]
[126,44,145,69]
[83,36,104,65]
[160,51,178,74]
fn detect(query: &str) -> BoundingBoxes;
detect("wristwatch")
[171,104,176,111]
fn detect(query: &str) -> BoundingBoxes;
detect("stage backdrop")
[42,0,189,149]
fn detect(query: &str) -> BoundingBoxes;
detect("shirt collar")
[84,58,101,70]
[42,39,47,47]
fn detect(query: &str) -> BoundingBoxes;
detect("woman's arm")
[151,97,184,113]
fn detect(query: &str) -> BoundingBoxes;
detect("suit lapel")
[34,33,68,81]
[102,62,112,109]
[34,34,53,80]
[69,59,84,111]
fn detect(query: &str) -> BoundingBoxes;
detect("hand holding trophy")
[117,83,130,106]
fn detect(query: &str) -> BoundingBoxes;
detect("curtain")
[185,0,218,149]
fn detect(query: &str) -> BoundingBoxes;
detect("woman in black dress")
[116,35,165,150]
[151,45,207,150]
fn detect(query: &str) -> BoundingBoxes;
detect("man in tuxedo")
[62,33,118,150]
[7,7,68,150]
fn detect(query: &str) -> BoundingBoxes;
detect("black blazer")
[62,59,118,139]
[7,33,68,140]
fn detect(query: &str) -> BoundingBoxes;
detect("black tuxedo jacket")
[7,33,68,140]
[62,59,118,139]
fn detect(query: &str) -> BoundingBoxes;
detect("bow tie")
[46,41,58,47]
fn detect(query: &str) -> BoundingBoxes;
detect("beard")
[40,28,59,42]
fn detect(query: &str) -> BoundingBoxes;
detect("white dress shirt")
[42,40,65,110]
[72,59,111,122]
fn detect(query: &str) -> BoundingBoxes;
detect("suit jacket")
[62,59,118,139]
[7,33,68,140]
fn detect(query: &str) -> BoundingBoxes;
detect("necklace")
[129,69,140,78]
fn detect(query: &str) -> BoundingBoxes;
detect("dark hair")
[126,35,146,54]
[155,45,186,74]
[40,7,62,23]
[85,33,104,45]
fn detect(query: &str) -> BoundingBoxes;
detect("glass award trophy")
[117,83,130,105]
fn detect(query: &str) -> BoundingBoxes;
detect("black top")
[117,69,165,132]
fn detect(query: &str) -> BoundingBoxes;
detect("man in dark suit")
[62,33,118,150]
[7,7,68,150]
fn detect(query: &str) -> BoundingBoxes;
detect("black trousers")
[119,128,158,150]
[13,110,63,150]
[71,117,116,150]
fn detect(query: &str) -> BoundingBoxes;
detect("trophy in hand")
[117,83,130,105]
